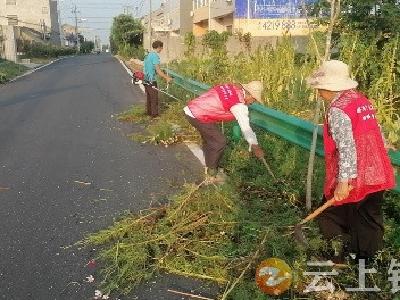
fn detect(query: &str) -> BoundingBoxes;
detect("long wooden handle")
[298,185,354,225]
[299,199,336,225]
[261,157,276,180]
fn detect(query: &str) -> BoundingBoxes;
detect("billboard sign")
[235,0,316,19]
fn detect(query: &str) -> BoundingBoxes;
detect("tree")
[340,0,400,39]
[312,0,400,41]
[80,41,94,54]
[110,15,143,53]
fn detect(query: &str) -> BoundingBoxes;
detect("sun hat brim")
[307,78,358,92]
[242,83,263,102]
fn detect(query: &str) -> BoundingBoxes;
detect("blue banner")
[235,0,316,19]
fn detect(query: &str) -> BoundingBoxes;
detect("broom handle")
[299,199,335,225]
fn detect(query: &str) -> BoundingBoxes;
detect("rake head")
[293,224,307,246]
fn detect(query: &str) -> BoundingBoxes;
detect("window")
[7,15,18,25]
[193,0,213,9]
[6,0,16,5]
[42,7,49,14]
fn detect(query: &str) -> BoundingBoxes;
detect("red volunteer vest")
[323,90,395,206]
[187,84,244,123]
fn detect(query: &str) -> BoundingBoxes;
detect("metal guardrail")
[165,68,400,193]
[165,69,211,95]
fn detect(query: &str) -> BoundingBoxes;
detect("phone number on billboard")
[260,19,308,31]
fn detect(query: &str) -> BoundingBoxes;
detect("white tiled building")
[0,0,61,45]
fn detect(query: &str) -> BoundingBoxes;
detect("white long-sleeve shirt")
[184,103,258,147]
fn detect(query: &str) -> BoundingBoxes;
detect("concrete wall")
[193,20,208,36]
[142,33,308,64]
[0,25,17,62]
[179,0,193,34]
[212,14,233,33]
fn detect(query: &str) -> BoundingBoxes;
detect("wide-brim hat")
[242,81,263,102]
[307,60,358,91]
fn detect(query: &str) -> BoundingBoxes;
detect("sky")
[58,0,162,45]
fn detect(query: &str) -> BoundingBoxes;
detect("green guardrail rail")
[165,68,400,193]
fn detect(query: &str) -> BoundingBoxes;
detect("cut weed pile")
[85,119,400,299]
[85,183,240,294]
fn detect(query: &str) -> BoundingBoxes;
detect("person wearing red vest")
[184,81,266,184]
[307,60,396,264]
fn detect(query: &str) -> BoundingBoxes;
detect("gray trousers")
[186,115,227,169]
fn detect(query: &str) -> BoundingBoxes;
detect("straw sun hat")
[307,60,358,91]
[242,81,263,102]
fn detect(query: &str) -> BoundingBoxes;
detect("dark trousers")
[186,115,227,169]
[317,191,384,258]
[145,81,159,117]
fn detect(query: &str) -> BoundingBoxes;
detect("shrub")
[118,43,145,60]
[21,42,75,58]
[0,59,28,83]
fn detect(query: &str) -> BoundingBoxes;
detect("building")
[141,4,166,35]
[191,0,317,36]
[93,35,101,52]
[192,0,234,36]
[0,0,61,45]
[142,1,192,36]
[163,0,192,35]
[61,24,77,47]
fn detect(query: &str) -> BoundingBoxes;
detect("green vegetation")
[170,31,400,146]
[85,118,400,298]
[0,59,28,83]
[110,14,144,60]
[20,42,75,59]
[117,105,150,123]
[80,41,95,54]
[86,2,400,298]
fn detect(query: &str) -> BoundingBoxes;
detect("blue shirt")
[143,51,160,82]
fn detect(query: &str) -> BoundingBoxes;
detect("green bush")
[118,43,145,60]
[21,42,75,58]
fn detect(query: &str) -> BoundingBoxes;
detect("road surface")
[0,55,215,300]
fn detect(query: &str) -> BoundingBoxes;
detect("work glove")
[251,144,265,159]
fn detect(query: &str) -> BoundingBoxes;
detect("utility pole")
[58,7,63,46]
[208,0,212,31]
[40,19,45,40]
[148,0,152,50]
[72,5,80,53]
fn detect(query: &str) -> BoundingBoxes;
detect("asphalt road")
[0,55,215,300]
